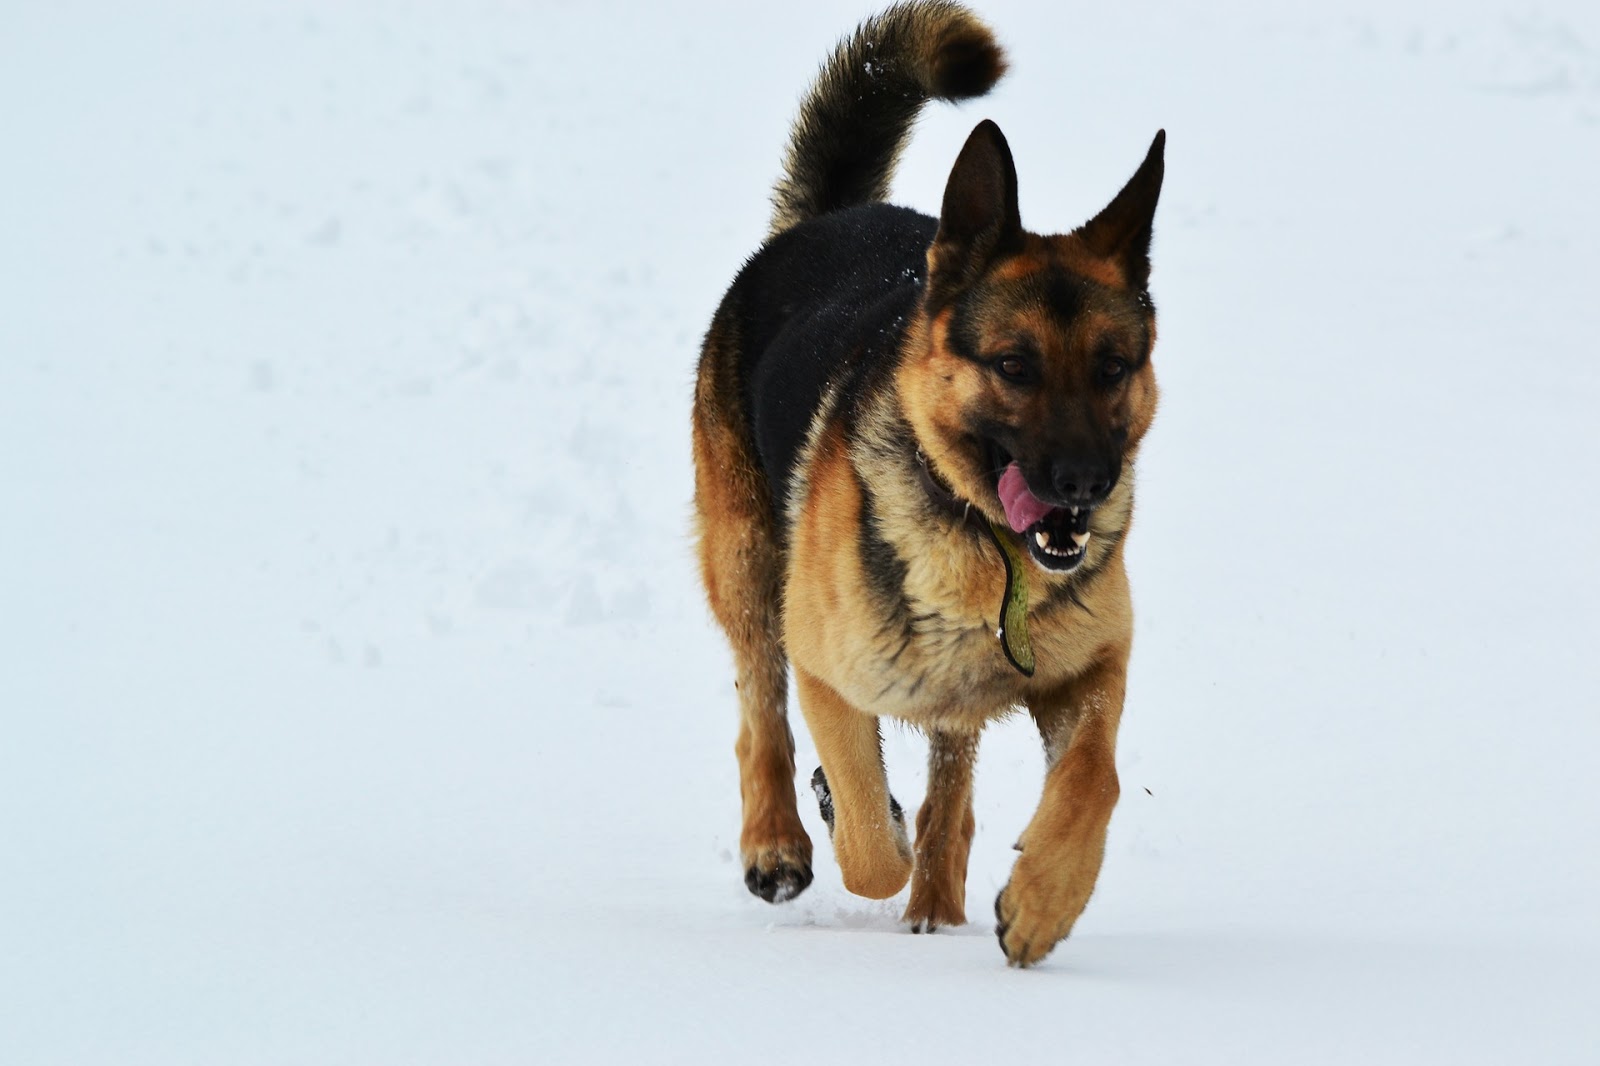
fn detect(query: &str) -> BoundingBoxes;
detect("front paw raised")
[811,766,911,900]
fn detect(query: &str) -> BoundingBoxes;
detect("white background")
[3,1,1597,1062]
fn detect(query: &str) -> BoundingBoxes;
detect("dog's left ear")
[1076,130,1165,290]
[926,119,1024,308]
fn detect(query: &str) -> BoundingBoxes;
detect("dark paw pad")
[744,859,814,903]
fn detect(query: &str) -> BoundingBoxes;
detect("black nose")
[1049,458,1115,505]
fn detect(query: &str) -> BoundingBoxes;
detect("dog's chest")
[850,610,1021,726]
[791,521,1035,726]
[797,529,1130,727]
[783,439,1123,724]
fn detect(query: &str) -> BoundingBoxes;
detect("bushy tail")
[768,1,1006,237]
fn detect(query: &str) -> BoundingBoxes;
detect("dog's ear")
[926,119,1023,308]
[1076,130,1165,290]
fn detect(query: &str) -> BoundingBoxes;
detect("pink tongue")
[997,462,1054,533]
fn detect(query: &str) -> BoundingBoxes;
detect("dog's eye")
[1100,357,1129,383]
[995,354,1032,383]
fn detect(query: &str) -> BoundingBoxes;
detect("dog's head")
[898,120,1163,574]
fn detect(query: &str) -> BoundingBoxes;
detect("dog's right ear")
[926,120,1023,308]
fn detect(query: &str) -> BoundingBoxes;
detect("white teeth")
[1070,506,1080,517]
[1071,530,1091,548]
[1031,524,1084,560]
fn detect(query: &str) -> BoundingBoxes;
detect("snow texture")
[3,1,1598,1062]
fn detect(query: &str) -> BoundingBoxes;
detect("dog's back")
[735,205,934,518]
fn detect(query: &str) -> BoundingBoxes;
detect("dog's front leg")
[796,668,912,899]
[995,649,1127,966]
[903,728,978,931]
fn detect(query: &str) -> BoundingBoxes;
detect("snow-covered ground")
[4,1,1598,1061]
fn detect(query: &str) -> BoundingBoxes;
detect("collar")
[914,449,980,528]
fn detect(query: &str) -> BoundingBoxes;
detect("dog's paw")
[995,878,1063,966]
[742,840,814,904]
[993,850,1093,966]
[811,766,912,899]
[903,884,966,933]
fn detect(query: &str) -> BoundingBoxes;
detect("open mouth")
[1021,504,1092,571]
[993,456,1092,573]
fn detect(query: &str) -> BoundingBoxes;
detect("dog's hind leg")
[903,728,979,931]
[796,668,912,899]
[693,335,813,904]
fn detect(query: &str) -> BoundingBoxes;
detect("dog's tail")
[768,1,1006,238]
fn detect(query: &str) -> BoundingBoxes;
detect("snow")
[3,0,1598,1062]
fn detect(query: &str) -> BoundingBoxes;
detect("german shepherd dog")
[692,0,1163,966]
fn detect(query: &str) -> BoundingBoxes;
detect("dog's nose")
[1049,458,1115,506]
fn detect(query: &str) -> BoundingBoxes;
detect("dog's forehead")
[965,260,1144,350]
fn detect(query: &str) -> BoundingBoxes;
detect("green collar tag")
[983,517,1035,677]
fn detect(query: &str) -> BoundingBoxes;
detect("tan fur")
[795,667,913,899]
[996,652,1127,965]
[785,394,1134,730]
[904,729,978,930]
[691,315,812,890]
[991,236,1124,289]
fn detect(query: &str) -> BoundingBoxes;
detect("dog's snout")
[1049,457,1116,506]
